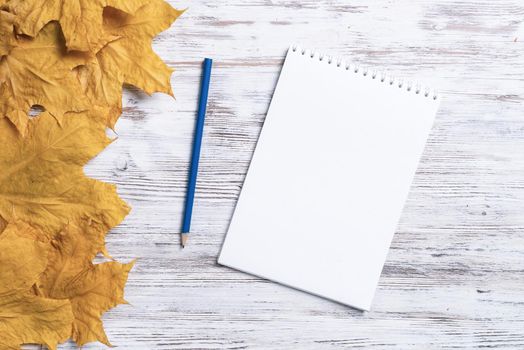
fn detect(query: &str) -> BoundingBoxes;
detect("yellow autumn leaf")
[6,0,148,52]
[0,1,181,347]
[1,222,48,289]
[0,10,16,57]
[40,225,134,346]
[0,215,6,233]
[76,1,182,128]
[75,59,124,129]
[0,222,74,350]
[0,110,130,240]
[0,22,89,135]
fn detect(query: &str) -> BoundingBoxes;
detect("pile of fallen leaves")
[0,0,182,348]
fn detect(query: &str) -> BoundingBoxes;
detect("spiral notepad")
[219,45,440,310]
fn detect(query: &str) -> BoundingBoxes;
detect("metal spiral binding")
[290,45,438,100]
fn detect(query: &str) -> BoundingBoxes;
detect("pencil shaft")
[182,58,212,234]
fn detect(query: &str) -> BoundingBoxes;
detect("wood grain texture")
[42,0,524,349]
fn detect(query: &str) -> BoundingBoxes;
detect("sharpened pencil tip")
[181,234,189,248]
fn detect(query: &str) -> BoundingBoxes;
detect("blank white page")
[218,45,440,311]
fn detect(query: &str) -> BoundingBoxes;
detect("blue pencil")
[181,58,212,247]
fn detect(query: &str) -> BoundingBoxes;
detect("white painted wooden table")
[66,0,524,348]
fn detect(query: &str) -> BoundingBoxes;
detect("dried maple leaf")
[0,112,132,346]
[0,110,130,241]
[0,11,16,56]
[39,225,134,346]
[75,60,124,129]
[76,1,182,128]
[0,1,180,347]
[0,215,6,233]
[0,222,74,350]
[0,22,89,135]
[6,0,148,52]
